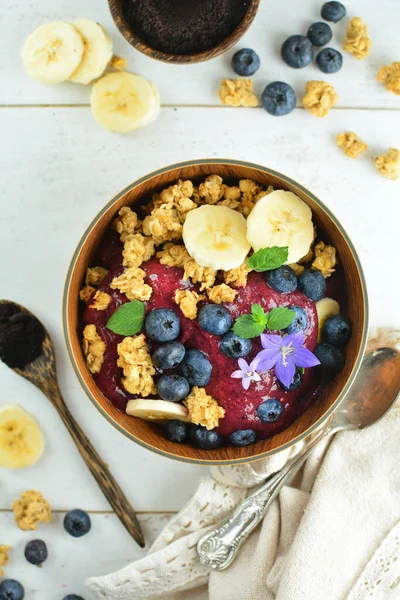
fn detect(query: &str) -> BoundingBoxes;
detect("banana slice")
[126,399,190,422]
[316,297,340,341]
[183,205,251,270]
[0,404,44,469]
[91,72,160,133]
[69,19,113,85]
[22,21,84,84]
[246,190,314,264]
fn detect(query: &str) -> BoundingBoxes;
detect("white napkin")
[87,329,400,600]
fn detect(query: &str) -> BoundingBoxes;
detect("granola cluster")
[218,78,259,108]
[110,266,152,301]
[12,490,51,532]
[183,257,217,291]
[375,148,400,180]
[184,386,225,430]
[117,334,156,396]
[312,241,337,278]
[157,243,188,268]
[224,261,253,288]
[0,546,10,577]
[377,62,400,96]
[302,81,339,117]
[79,266,109,303]
[82,324,106,374]
[343,17,371,60]
[207,284,237,304]
[174,289,205,320]
[122,233,155,268]
[336,132,368,159]
[112,206,140,242]
[89,290,111,311]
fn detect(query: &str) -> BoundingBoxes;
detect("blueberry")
[279,369,304,391]
[145,309,180,342]
[24,539,48,566]
[64,509,91,538]
[229,429,257,447]
[316,48,343,73]
[307,22,332,46]
[322,314,352,347]
[152,341,185,370]
[297,269,326,302]
[62,596,85,600]
[285,306,308,334]
[261,81,296,116]
[189,425,223,450]
[164,420,189,443]
[232,48,260,76]
[198,304,232,336]
[157,374,190,402]
[0,581,24,600]
[281,35,313,68]
[178,349,212,386]
[314,343,344,378]
[220,331,251,359]
[264,265,297,294]
[257,398,284,423]
[321,1,346,23]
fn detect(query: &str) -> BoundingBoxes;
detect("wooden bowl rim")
[107,0,260,64]
[63,158,369,465]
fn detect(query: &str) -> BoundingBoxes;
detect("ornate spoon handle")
[197,427,334,570]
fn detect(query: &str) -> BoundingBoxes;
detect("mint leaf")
[106,300,145,336]
[233,315,266,339]
[265,307,295,331]
[251,304,268,326]
[247,247,289,272]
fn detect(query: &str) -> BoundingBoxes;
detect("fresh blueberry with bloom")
[189,425,223,450]
[255,331,320,389]
[24,539,48,565]
[178,349,212,386]
[220,331,252,359]
[285,305,308,334]
[152,341,186,370]
[0,580,25,600]
[231,357,261,390]
[157,374,190,402]
[257,398,283,423]
[261,81,297,116]
[165,420,189,443]
[232,48,260,76]
[229,429,257,446]
[281,35,313,69]
[64,509,91,538]
[321,1,346,23]
[322,314,352,347]
[316,48,343,73]
[307,22,332,47]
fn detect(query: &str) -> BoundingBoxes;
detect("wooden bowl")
[108,0,260,64]
[63,159,368,465]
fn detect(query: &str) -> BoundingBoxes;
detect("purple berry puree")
[83,231,343,440]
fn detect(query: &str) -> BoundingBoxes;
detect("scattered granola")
[82,324,106,374]
[199,175,225,204]
[224,261,252,288]
[238,180,272,217]
[174,289,205,319]
[0,546,10,577]
[110,267,152,301]
[117,334,156,396]
[157,243,188,268]
[142,203,183,245]
[80,266,109,303]
[13,490,51,532]
[159,179,197,221]
[112,206,139,242]
[336,132,368,159]
[312,242,337,278]
[183,256,217,291]
[89,290,111,311]
[184,386,225,430]
[377,62,400,96]
[218,78,259,108]
[207,284,238,304]
[79,285,96,303]
[122,233,156,268]
[302,81,339,117]
[375,148,400,180]
[343,17,371,60]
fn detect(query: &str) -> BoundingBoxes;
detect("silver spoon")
[198,347,400,570]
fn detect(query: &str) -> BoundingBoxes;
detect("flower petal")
[243,377,251,390]
[249,357,261,371]
[238,358,249,371]
[291,346,321,368]
[274,356,296,389]
[252,372,262,382]
[255,348,281,372]
[284,331,305,348]
[260,333,284,350]
[231,370,244,379]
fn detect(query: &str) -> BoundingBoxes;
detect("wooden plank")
[1,0,399,107]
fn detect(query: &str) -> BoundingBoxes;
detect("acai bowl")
[63,160,368,465]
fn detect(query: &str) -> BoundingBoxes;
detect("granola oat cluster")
[174,289,205,320]
[184,386,225,430]
[207,283,238,304]
[312,241,337,278]
[110,266,152,301]
[375,148,400,181]
[89,290,111,311]
[302,81,339,117]
[82,324,106,374]
[218,79,259,108]
[117,334,156,396]
[343,17,371,60]
[79,266,108,302]
[0,546,10,577]
[377,62,400,96]
[336,132,368,159]
[112,206,140,242]
[12,490,51,532]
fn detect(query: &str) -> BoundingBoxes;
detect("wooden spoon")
[0,299,145,548]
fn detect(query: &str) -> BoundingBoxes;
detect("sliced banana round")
[69,19,113,85]
[316,297,340,341]
[126,399,190,422]
[246,190,314,265]
[22,21,84,84]
[0,404,44,469]
[183,205,251,271]
[91,72,160,133]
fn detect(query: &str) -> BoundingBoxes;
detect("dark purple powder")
[122,0,250,55]
[0,303,45,369]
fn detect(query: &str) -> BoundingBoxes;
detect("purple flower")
[255,331,320,389]
[231,358,261,391]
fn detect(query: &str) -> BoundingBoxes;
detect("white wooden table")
[1,0,399,596]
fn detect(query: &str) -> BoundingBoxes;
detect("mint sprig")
[106,300,145,336]
[247,247,289,272]
[233,304,295,339]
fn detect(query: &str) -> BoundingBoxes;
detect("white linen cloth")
[87,329,400,600]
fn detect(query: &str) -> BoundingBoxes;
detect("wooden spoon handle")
[50,385,145,547]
